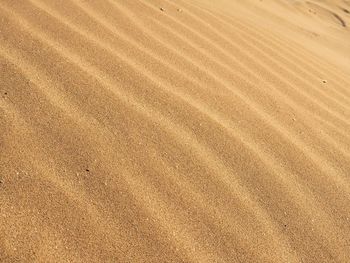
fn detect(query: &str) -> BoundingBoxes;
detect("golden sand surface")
[1,0,350,262]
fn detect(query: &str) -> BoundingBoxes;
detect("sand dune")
[1,0,350,262]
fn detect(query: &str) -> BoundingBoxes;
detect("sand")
[1,0,350,262]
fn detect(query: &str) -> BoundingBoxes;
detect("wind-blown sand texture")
[1,0,350,262]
